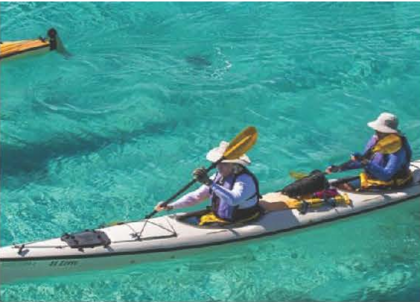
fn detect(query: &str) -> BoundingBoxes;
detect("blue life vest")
[361,135,413,189]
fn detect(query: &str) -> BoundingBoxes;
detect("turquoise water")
[1,2,420,301]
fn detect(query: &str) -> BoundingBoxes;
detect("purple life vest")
[210,170,259,221]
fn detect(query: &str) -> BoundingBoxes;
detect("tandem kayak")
[0,28,61,62]
[1,160,419,283]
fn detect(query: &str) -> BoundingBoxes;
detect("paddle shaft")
[144,159,221,219]
[319,143,382,176]
[292,154,369,180]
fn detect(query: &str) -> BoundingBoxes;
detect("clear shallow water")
[1,2,419,301]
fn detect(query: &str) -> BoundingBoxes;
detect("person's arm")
[364,149,406,181]
[340,158,363,170]
[210,175,256,206]
[337,135,379,171]
[168,185,210,209]
[168,175,215,209]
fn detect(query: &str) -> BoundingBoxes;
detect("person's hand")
[325,165,340,174]
[360,158,369,166]
[351,152,362,162]
[154,201,173,212]
[193,167,212,185]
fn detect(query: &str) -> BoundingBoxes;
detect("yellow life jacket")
[360,171,412,190]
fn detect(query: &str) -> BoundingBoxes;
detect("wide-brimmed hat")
[367,112,400,134]
[206,141,251,166]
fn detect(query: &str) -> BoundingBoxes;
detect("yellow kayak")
[0,28,63,62]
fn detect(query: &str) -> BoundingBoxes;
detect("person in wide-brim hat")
[325,112,412,191]
[154,141,261,225]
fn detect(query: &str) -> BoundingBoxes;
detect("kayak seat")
[61,230,111,251]
[176,207,264,228]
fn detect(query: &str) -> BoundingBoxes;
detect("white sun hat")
[367,112,400,134]
[206,141,251,166]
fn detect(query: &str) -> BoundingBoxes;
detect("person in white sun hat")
[326,112,413,191]
[154,141,261,225]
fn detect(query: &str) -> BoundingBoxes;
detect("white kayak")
[1,160,420,284]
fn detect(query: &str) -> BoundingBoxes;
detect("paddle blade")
[371,134,402,154]
[223,126,258,160]
[289,171,308,180]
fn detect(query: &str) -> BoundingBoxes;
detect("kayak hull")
[1,247,201,284]
[1,160,420,283]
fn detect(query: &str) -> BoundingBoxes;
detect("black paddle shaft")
[329,146,377,173]
[144,160,220,219]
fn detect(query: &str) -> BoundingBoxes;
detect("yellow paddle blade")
[223,126,258,160]
[371,134,402,154]
[289,171,308,180]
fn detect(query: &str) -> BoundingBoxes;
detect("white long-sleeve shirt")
[169,173,258,210]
